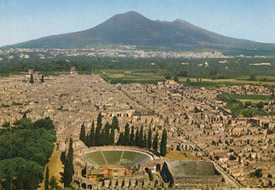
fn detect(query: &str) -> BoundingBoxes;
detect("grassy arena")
[81,150,150,167]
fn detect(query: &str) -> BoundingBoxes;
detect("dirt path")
[37,144,64,190]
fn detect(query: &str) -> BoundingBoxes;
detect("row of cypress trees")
[29,74,45,84]
[80,113,119,147]
[79,113,168,156]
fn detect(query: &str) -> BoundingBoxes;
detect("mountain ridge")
[4,11,275,55]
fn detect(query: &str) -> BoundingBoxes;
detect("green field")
[100,70,165,84]
[236,75,275,82]
[180,77,275,88]
[217,93,275,117]
[220,94,271,101]
[81,150,150,167]
[99,69,275,88]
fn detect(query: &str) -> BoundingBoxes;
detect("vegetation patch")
[217,93,275,117]
[0,117,56,190]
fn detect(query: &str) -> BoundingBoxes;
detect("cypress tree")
[41,75,45,83]
[148,127,152,149]
[44,166,49,190]
[130,126,135,146]
[61,151,66,165]
[160,129,168,157]
[111,116,119,131]
[64,158,69,186]
[90,120,95,147]
[117,132,123,145]
[153,131,159,152]
[95,113,102,146]
[79,123,86,144]
[135,130,139,147]
[86,133,91,147]
[29,74,34,84]
[97,113,102,129]
[104,122,111,145]
[64,138,74,187]
[68,138,74,173]
[139,126,144,147]
[123,123,130,146]
[110,127,115,145]
[144,134,147,148]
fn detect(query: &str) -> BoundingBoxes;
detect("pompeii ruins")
[0,71,274,189]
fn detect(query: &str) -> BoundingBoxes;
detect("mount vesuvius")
[7,11,275,55]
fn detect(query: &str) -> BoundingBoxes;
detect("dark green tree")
[139,126,144,147]
[111,116,119,131]
[160,129,168,156]
[130,125,135,146]
[64,138,74,187]
[97,113,102,128]
[86,132,91,147]
[45,166,49,190]
[89,121,95,147]
[117,132,123,145]
[153,131,159,151]
[104,122,111,145]
[79,123,86,144]
[123,123,130,146]
[256,102,264,109]
[34,117,54,130]
[95,113,102,146]
[144,134,147,148]
[41,75,45,83]
[29,74,34,84]
[135,129,139,147]
[110,127,115,145]
[148,127,152,149]
[61,152,66,164]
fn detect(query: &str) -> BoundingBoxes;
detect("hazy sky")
[1,0,275,46]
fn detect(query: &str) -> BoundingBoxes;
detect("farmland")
[217,93,275,117]
[99,69,275,88]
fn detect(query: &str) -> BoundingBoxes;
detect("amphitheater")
[72,146,166,190]
[72,145,228,189]
[81,150,152,168]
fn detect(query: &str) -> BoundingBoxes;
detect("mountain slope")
[9,11,275,54]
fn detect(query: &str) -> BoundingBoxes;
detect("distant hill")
[6,11,275,55]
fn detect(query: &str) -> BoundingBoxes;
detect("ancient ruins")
[0,73,274,189]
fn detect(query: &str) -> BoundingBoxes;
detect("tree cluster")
[0,117,56,190]
[80,113,118,147]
